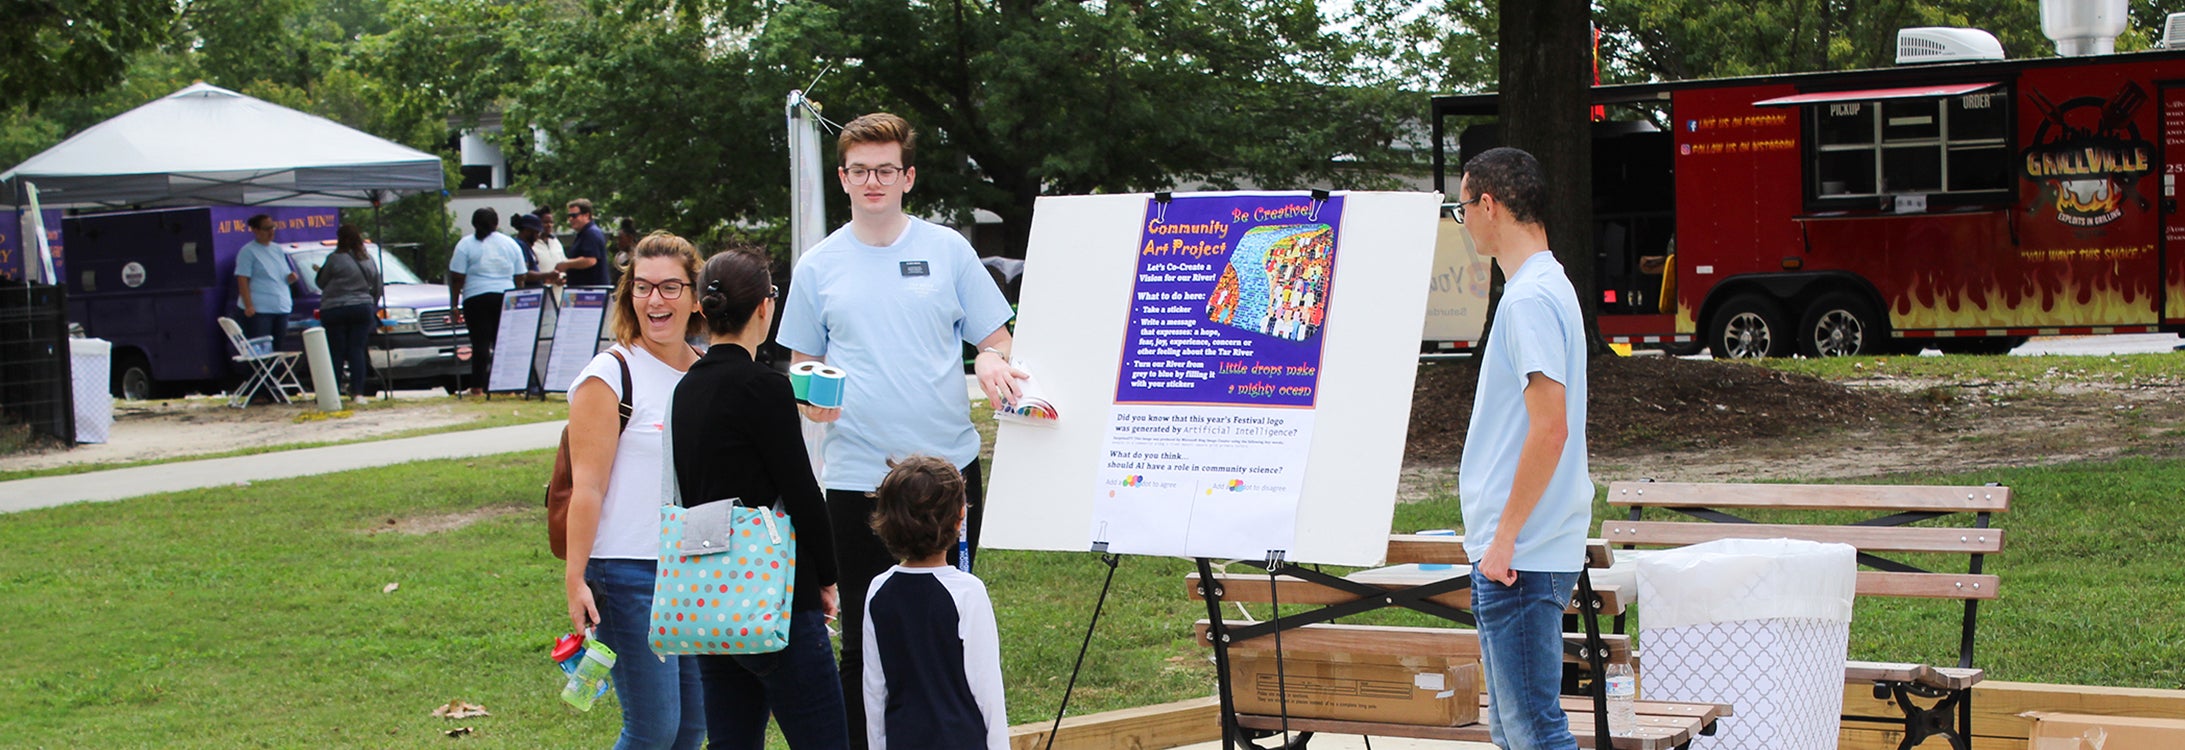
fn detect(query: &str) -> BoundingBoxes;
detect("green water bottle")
[559,634,617,711]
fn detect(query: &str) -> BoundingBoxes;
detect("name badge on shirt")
[899,260,931,277]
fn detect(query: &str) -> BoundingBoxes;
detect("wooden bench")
[1603,480,2008,750]
[1186,534,1730,749]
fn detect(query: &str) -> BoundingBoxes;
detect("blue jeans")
[587,558,707,750]
[241,311,289,350]
[1473,569,1581,750]
[698,610,851,750]
[318,304,375,397]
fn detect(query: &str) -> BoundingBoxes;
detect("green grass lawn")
[3,449,2181,746]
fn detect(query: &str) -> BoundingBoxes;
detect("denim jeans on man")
[586,558,706,750]
[318,304,375,397]
[1473,569,1581,750]
[698,609,850,749]
[240,312,289,352]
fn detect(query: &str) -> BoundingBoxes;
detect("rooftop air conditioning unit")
[2165,12,2185,48]
[1896,28,2007,65]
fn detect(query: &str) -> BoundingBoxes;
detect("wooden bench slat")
[1606,481,2011,512]
[1388,534,1616,569]
[1234,705,1713,749]
[1600,519,2006,553]
[1843,662,1987,691]
[1187,571,1627,616]
[1194,621,1633,665]
[1857,571,2000,600]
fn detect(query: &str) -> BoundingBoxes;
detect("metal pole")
[372,190,391,400]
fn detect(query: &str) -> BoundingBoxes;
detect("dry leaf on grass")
[431,699,490,719]
[383,582,400,594]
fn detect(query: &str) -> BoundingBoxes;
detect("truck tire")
[1796,292,1883,358]
[112,351,163,401]
[1710,294,1792,359]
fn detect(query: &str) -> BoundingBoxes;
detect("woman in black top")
[671,247,848,749]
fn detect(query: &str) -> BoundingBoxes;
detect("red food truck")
[1431,44,2185,357]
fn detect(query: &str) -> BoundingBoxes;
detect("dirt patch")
[1401,355,2185,491]
[363,504,530,536]
[1407,356,1933,465]
[0,397,481,472]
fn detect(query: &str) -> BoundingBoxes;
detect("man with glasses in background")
[556,198,610,288]
[775,111,1022,750]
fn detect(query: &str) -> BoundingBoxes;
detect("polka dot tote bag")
[652,500,795,656]
[651,405,795,657]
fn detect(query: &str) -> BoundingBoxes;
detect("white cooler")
[1637,538,1856,750]
[70,337,114,444]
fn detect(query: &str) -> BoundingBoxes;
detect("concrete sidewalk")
[0,421,564,514]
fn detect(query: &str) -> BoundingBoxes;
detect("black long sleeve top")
[671,344,838,612]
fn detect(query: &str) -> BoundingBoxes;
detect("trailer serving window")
[1762,83,2011,207]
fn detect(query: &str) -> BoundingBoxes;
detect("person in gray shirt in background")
[315,224,382,402]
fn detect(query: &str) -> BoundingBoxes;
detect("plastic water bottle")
[1604,661,1637,736]
[555,633,616,711]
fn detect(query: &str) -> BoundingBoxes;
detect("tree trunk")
[1499,0,1606,355]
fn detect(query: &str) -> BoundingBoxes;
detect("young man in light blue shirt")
[234,214,298,344]
[1455,146,1592,750]
[775,112,1022,750]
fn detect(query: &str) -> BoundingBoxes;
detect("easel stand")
[1044,547,1121,750]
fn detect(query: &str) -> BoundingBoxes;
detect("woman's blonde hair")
[609,231,705,344]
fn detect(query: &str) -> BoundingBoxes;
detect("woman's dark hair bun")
[696,247,772,337]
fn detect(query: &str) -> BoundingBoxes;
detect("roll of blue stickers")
[807,365,847,409]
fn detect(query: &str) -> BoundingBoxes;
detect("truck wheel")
[112,351,161,401]
[1710,294,1791,359]
[1797,292,1882,358]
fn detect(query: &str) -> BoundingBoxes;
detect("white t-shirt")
[573,343,690,559]
[449,232,525,300]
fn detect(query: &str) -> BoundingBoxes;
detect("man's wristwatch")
[979,346,1008,361]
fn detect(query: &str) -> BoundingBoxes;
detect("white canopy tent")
[2,82,444,209]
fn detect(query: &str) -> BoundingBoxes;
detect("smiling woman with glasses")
[563,230,709,750]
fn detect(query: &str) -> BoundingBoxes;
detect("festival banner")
[1094,193,1342,558]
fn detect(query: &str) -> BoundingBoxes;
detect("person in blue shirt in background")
[559,198,612,288]
[234,213,298,344]
[1455,146,1594,750]
[447,207,547,396]
[774,112,1023,750]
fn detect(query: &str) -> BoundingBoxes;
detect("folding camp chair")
[218,316,304,407]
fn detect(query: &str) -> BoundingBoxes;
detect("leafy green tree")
[0,0,178,110]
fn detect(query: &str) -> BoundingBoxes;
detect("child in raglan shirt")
[860,456,1008,750]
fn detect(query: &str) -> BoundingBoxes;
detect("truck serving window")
[1810,89,2009,202]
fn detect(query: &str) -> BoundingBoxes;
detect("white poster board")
[488,288,550,393]
[544,288,611,392]
[982,191,1441,566]
[1422,217,1491,346]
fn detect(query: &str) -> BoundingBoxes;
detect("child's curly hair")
[870,455,965,562]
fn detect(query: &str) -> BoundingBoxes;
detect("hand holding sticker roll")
[792,361,848,421]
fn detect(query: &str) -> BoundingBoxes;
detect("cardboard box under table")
[1227,649,1481,727]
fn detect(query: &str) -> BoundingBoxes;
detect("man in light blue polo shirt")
[234,214,298,344]
[1455,146,1592,750]
[776,112,1020,750]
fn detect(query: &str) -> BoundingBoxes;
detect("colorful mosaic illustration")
[1205,224,1334,342]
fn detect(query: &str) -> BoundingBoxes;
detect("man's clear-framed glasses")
[632,280,689,300]
[841,165,906,186]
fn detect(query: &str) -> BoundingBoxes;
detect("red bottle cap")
[552,633,585,662]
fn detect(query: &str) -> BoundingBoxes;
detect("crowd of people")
[556,112,1024,750]
[536,116,1591,750]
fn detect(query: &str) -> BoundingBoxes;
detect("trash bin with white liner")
[1637,538,1856,750]
[70,337,114,444]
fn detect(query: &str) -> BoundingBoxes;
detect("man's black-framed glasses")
[1452,195,1484,224]
[632,280,689,299]
[841,165,906,186]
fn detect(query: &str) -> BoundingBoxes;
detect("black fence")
[0,284,75,445]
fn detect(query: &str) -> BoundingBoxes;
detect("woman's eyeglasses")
[632,280,689,299]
